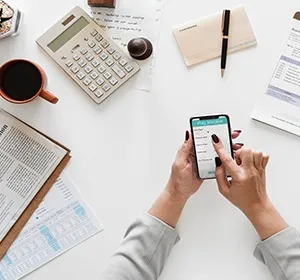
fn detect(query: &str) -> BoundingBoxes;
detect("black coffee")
[2,62,42,101]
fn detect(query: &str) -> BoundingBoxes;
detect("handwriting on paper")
[92,11,147,47]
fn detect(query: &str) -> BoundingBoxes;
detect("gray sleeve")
[100,214,180,280]
[254,227,300,280]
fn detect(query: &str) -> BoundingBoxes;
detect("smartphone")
[190,115,234,179]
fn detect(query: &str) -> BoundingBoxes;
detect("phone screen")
[190,115,233,179]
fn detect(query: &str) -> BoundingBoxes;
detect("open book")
[0,109,70,243]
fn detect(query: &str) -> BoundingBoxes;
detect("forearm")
[101,214,179,280]
[246,200,300,280]
[101,182,185,280]
[244,200,288,240]
[148,180,188,228]
[254,227,300,280]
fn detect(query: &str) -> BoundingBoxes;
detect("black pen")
[221,9,231,77]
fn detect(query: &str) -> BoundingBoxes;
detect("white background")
[0,0,300,279]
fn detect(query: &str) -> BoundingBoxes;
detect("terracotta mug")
[0,59,58,104]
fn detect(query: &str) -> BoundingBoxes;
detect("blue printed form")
[252,15,300,136]
[0,174,103,280]
[268,54,300,106]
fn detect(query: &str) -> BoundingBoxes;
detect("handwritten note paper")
[90,0,163,91]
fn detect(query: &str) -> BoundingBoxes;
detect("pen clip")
[221,10,225,34]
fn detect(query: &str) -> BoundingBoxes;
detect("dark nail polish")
[215,157,222,167]
[185,130,189,141]
[236,143,244,146]
[234,130,242,133]
[211,134,219,143]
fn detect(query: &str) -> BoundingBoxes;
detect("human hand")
[212,134,270,216]
[149,130,243,228]
[167,130,243,202]
[212,134,288,239]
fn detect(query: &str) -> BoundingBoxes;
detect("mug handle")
[40,90,59,104]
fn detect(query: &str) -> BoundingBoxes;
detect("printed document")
[0,173,103,280]
[90,0,163,91]
[252,14,300,136]
[0,110,67,242]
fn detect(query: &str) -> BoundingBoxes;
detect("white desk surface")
[1,0,300,279]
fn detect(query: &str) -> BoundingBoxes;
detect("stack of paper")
[0,173,103,280]
[0,109,71,259]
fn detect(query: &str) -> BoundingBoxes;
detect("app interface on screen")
[192,116,231,178]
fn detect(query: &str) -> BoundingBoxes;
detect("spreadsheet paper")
[0,173,103,280]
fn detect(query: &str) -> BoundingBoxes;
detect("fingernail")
[234,130,242,133]
[215,157,222,167]
[211,134,219,143]
[185,130,189,141]
[236,143,244,146]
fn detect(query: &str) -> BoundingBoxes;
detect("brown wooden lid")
[294,12,300,20]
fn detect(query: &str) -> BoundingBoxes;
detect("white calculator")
[36,6,140,104]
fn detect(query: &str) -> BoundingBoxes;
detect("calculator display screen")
[48,16,89,52]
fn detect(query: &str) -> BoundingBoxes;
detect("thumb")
[215,157,230,197]
[177,131,193,161]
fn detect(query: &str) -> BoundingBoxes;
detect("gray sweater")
[101,214,300,280]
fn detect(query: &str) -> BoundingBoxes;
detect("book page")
[0,110,67,241]
[0,173,103,280]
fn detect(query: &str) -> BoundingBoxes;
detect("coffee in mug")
[0,59,58,104]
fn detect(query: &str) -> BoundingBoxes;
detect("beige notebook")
[173,5,257,67]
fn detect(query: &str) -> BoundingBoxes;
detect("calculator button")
[109,77,118,86]
[95,34,103,42]
[90,29,98,36]
[93,46,102,54]
[104,71,112,79]
[65,60,73,67]
[88,41,96,48]
[105,58,114,67]
[107,46,115,54]
[96,77,105,86]
[125,64,133,73]
[119,59,128,66]
[84,65,93,74]
[89,83,98,92]
[78,59,87,68]
[95,89,104,98]
[77,71,85,80]
[100,40,110,48]
[113,52,121,60]
[112,65,126,78]
[73,54,80,61]
[91,71,99,80]
[71,65,79,73]
[102,83,111,92]
[100,52,108,60]
[86,53,94,61]
[80,48,88,55]
[97,65,106,73]
[83,77,92,86]
[92,59,100,67]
